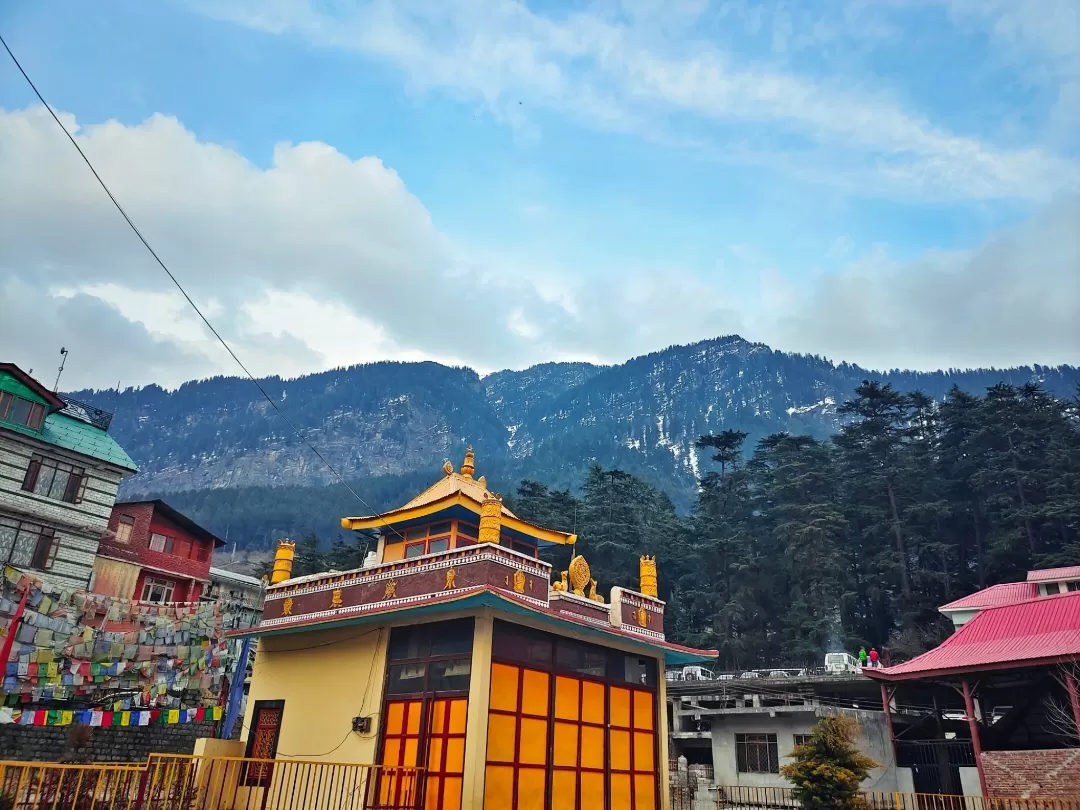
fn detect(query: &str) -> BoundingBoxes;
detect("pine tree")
[781,715,878,810]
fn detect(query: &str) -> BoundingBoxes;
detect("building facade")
[91,499,225,603]
[0,363,137,591]
[668,670,913,806]
[210,448,716,810]
[205,566,266,630]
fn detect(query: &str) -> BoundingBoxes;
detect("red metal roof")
[939,582,1039,611]
[869,591,1080,681]
[1027,566,1080,583]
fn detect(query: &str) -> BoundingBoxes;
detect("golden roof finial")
[461,446,475,479]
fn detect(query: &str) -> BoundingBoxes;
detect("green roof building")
[0,363,138,591]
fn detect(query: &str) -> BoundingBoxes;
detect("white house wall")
[0,432,126,590]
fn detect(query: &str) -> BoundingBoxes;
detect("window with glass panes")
[484,621,659,810]
[375,619,473,810]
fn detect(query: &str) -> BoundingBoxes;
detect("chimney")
[271,539,296,584]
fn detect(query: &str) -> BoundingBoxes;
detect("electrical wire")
[0,31,405,544]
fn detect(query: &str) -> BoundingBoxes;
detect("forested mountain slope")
[68,335,1079,546]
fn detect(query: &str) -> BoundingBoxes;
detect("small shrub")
[781,715,878,810]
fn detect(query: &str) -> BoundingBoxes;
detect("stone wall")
[983,749,1080,797]
[0,720,222,762]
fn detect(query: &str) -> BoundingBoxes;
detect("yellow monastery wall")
[226,609,670,809]
[241,624,390,764]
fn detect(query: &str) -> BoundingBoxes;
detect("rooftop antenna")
[53,347,68,392]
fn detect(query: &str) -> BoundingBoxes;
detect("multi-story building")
[91,499,225,603]
[668,665,913,807]
[205,566,266,630]
[0,363,137,590]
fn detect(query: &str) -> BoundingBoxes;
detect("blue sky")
[1,0,1077,389]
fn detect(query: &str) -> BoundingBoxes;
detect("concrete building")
[205,566,266,630]
[92,500,225,603]
[0,363,137,590]
[668,669,914,807]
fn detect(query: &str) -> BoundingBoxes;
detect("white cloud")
[0,106,743,386]
[770,193,1080,371]
[196,0,1079,201]
[1,105,1075,391]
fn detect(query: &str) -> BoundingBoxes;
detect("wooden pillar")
[1066,670,1080,743]
[962,679,989,797]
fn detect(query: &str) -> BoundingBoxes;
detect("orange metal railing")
[0,755,423,810]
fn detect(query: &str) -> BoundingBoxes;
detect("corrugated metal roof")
[939,582,1039,611]
[1028,566,1080,583]
[2,411,138,471]
[871,591,1080,681]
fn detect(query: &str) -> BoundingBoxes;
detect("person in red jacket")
[869,648,880,667]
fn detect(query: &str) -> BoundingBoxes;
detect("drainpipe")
[961,679,988,797]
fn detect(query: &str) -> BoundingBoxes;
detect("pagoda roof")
[341,448,576,546]
[868,590,1080,682]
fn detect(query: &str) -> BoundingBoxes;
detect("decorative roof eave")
[341,491,577,546]
[865,652,1080,682]
[227,587,716,666]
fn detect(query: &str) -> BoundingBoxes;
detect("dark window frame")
[0,518,58,571]
[140,577,176,604]
[492,620,658,690]
[114,515,135,544]
[736,733,780,774]
[21,455,86,504]
[0,392,46,430]
[243,700,285,787]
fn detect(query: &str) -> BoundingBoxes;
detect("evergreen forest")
[276,381,1080,670]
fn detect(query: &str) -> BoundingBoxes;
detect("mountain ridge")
[66,335,1080,521]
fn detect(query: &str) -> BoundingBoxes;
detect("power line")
[0,32,404,542]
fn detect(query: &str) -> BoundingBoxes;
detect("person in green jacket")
[858,647,868,667]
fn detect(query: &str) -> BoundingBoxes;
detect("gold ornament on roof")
[567,554,590,596]
[461,447,475,479]
[551,571,568,592]
[587,579,604,603]
[478,494,502,544]
[639,555,658,598]
[477,475,487,488]
[442,460,454,476]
